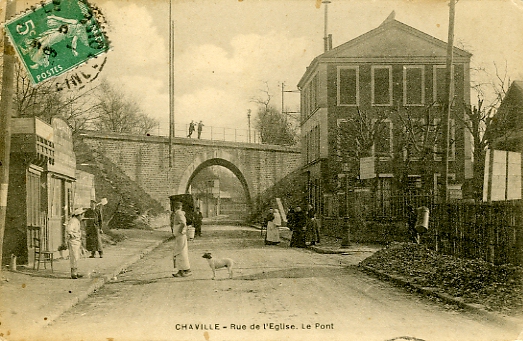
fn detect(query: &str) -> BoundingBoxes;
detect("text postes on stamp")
[4,0,109,85]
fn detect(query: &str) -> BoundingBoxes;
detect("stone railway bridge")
[79,131,302,213]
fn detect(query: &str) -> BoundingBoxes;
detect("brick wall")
[79,131,302,213]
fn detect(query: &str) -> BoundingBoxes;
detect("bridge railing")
[151,124,262,144]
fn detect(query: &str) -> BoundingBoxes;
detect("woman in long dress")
[289,206,306,248]
[305,205,320,246]
[85,200,103,258]
[171,201,192,277]
[264,208,280,245]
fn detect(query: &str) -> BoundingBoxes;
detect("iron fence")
[347,189,522,265]
[152,124,262,144]
[427,201,523,265]
[350,189,436,221]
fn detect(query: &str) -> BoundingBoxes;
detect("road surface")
[43,225,516,341]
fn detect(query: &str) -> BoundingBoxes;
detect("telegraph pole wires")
[442,0,456,203]
[0,0,17,272]
[168,0,176,196]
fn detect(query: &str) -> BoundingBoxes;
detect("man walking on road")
[194,207,203,237]
[171,201,192,277]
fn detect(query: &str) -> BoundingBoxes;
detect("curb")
[360,265,523,331]
[252,224,358,254]
[41,235,173,329]
[307,245,356,254]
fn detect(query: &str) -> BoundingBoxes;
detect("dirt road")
[43,225,516,341]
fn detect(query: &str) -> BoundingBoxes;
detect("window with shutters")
[403,66,424,106]
[372,119,393,159]
[372,66,392,106]
[338,66,359,106]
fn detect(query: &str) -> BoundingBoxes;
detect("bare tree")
[60,89,100,132]
[251,82,297,145]
[135,113,159,135]
[12,61,99,132]
[337,108,389,176]
[14,62,66,121]
[7,64,160,135]
[392,104,444,194]
[92,79,159,135]
[458,62,512,200]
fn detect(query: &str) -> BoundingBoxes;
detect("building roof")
[492,80,523,151]
[512,80,523,93]
[497,80,523,116]
[298,12,472,88]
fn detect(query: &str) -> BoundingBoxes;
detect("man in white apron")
[66,207,86,279]
[171,201,192,277]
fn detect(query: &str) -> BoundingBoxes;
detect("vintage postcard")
[0,0,522,341]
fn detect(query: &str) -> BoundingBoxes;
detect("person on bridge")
[85,200,104,258]
[197,121,204,139]
[187,121,195,138]
[66,207,87,279]
[171,201,192,277]
[194,207,203,237]
[264,208,281,245]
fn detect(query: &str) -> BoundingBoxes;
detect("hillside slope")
[74,137,166,229]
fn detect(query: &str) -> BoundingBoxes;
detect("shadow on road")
[235,266,351,281]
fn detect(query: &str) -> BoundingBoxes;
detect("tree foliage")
[252,83,297,146]
[256,105,296,145]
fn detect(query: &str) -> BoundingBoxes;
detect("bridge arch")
[177,150,253,211]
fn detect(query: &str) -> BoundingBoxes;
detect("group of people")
[65,200,104,279]
[263,204,320,248]
[66,199,201,280]
[187,120,204,139]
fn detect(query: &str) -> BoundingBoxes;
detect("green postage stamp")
[4,0,109,85]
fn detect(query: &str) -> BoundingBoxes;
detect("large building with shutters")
[298,13,473,226]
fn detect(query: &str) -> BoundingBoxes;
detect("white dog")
[202,252,234,280]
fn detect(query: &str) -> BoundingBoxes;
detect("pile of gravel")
[359,242,523,316]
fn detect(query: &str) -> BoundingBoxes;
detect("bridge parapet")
[77,130,302,217]
[78,130,300,152]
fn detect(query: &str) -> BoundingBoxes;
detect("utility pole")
[0,0,17,272]
[281,82,285,115]
[442,0,456,203]
[168,0,175,197]
[247,109,251,143]
[281,82,301,121]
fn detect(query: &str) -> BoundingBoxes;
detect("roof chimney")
[381,10,396,26]
[322,0,332,52]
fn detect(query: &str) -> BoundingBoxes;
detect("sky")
[7,0,523,136]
